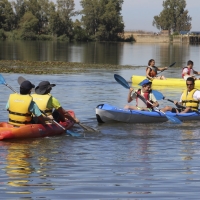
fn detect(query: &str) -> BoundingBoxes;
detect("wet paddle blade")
[0,74,6,85]
[66,130,82,137]
[18,76,26,85]
[165,114,182,124]
[169,62,176,68]
[114,74,130,89]
[152,90,164,100]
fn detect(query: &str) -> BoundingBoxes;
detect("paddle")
[40,110,82,137]
[0,74,17,93]
[0,74,81,137]
[152,90,190,110]
[18,76,98,133]
[156,62,176,75]
[114,74,182,124]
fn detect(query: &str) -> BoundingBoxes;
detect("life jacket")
[182,67,192,78]
[146,66,157,77]
[31,94,52,116]
[181,88,199,111]
[8,94,32,126]
[136,89,153,108]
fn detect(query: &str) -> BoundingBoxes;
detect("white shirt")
[182,68,194,76]
[180,90,200,102]
[131,90,157,107]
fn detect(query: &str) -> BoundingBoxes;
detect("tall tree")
[80,0,124,41]
[57,0,78,37]
[0,0,15,31]
[153,0,192,33]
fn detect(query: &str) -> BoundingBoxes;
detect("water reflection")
[0,138,66,194]
[1,41,200,68]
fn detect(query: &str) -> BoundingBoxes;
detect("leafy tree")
[19,11,39,39]
[0,0,15,31]
[12,0,26,29]
[80,0,124,41]
[97,0,124,41]
[153,0,192,33]
[56,0,78,38]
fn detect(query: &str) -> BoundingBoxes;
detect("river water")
[0,41,200,199]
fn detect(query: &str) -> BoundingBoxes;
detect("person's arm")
[158,66,168,71]
[193,70,200,75]
[29,101,46,125]
[150,93,159,107]
[57,107,79,123]
[50,96,79,123]
[127,88,135,103]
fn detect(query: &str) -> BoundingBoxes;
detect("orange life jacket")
[146,66,157,77]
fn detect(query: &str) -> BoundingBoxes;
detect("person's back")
[6,80,46,126]
[8,93,33,126]
[33,81,79,123]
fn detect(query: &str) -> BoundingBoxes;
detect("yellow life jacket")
[8,94,32,126]
[181,89,199,111]
[31,94,52,116]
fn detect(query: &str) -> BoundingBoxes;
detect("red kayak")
[0,111,75,140]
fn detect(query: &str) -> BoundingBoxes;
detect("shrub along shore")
[0,60,136,74]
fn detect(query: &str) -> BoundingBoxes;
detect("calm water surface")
[0,70,200,199]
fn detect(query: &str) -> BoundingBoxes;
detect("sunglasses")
[186,84,194,86]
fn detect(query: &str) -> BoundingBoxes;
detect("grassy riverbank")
[0,60,136,74]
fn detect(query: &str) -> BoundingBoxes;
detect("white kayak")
[96,104,200,123]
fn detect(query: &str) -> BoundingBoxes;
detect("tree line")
[0,0,192,41]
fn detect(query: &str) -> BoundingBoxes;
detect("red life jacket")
[136,89,153,108]
[182,67,191,78]
[146,66,157,77]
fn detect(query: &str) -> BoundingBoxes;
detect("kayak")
[96,104,200,123]
[0,121,74,140]
[0,111,75,140]
[131,75,200,87]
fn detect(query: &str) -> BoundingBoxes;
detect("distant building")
[180,31,189,35]
[190,31,200,35]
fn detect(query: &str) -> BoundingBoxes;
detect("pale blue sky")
[71,0,200,32]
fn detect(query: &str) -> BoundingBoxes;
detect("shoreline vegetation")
[0,60,136,74]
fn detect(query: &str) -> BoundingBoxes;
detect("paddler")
[146,59,168,80]
[161,77,200,113]
[182,60,200,80]
[31,81,79,123]
[124,79,159,111]
[6,80,46,126]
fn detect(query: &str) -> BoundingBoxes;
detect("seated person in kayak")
[124,79,159,111]
[6,80,46,126]
[32,81,79,123]
[146,59,168,80]
[182,60,200,80]
[161,77,200,113]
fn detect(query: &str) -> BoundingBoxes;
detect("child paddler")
[124,79,159,111]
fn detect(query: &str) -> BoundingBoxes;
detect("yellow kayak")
[131,75,200,87]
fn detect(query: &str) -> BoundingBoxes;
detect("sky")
[70,0,200,32]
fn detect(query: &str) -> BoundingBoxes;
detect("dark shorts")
[171,108,183,113]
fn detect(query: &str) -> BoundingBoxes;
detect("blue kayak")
[96,104,200,123]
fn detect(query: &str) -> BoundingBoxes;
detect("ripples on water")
[0,70,200,199]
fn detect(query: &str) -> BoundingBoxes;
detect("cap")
[20,80,35,90]
[138,79,152,86]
